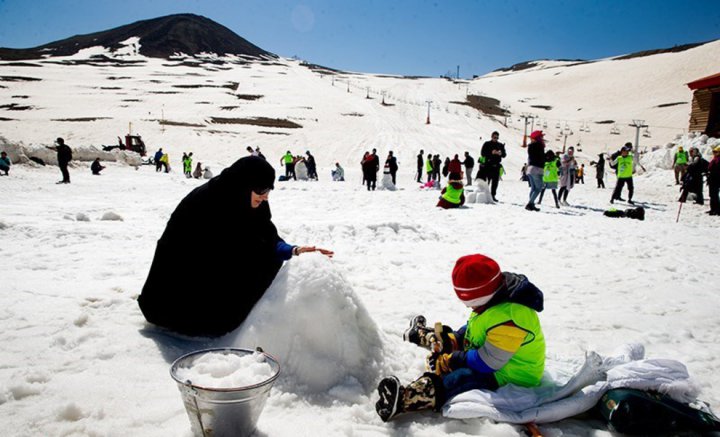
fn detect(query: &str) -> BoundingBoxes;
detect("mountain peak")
[0,14,275,60]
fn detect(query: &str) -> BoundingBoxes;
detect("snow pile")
[231,254,383,394]
[0,137,143,166]
[174,351,276,389]
[100,212,123,221]
[640,133,719,170]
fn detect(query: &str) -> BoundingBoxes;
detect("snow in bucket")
[174,350,275,389]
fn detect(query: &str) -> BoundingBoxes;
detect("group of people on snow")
[280,150,318,181]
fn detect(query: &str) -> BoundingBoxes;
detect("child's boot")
[375,373,445,422]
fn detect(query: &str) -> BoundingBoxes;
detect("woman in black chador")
[138,156,332,336]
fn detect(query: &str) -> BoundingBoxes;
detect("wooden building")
[687,72,720,137]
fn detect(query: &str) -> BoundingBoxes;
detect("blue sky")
[1,0,718,77]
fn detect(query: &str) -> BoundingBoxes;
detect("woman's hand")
[295,246,334,258]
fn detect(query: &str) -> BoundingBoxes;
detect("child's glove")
[426,352,453,375]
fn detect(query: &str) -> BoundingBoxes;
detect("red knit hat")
[530,130,544,140]
[452,254,504,307]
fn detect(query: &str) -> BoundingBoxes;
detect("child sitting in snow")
[376,254,546,422]
[436,172,465,208]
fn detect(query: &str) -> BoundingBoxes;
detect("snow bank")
[0,136,143,166]
[174,351,276,389]
[230,254,383,394]
[640,133,719,170]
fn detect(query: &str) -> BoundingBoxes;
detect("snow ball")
[174,351,275,389]
[73,313,89,327]
[57,402,85,421]
[100,211,123,221]
[76,213,90,222]
[8,383,43,400]
[231,254,383,394]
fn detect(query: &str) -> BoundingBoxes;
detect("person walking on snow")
[680,146,708,205]
[577,164,585,184]
[46,137,72,184]
[417,149,424,183]
[610,144,635,204]
[154,148,164,172]
[463,151,474,186]
[524,130,546,211]
[480,131,507,202]
[538,150,560,208]
[591,153,606,188]
[436,172,465,209]
[375,254,545,422]
[673,146,689,185]
[558,146,577,206]
[385,151,398,185]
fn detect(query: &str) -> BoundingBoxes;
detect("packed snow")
[1,39,720,436]
[173,351,276,389]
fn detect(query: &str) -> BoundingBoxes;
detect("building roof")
[687,72,720,90]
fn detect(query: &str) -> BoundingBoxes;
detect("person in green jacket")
[436,172,465,209]
[610,144,635,204]
[673,146,689,185]
[538,149,561,208]
[376,254,546,422]
[280,150,296,180]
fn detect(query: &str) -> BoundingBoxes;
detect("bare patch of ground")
[52,117,111,122]
[656,102,688,108]
[0,76,41,82]
[451,95,508,117]
[236,94,263,101]
[209,116,302,129]
[0,117,15,121]
[159,120,205,127]
[258,131,290,135]
[342,112,364,117]
[0,103,34,110]
[530,105,553,111]
[220,106,239,110]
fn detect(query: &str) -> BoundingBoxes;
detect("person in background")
[442,157,450,179]
[154,148,164,172]
[46,137,73,184]
[306,150,318,180]
[426,153,434,183]
[449,154,462,176]
[480,131,507,202]
[138,156,333,337]
[417,149,424,183]
[591,153,606,188]
[610,144,635,204]
[91,158,105,175]
[673,146,689,185]
[680,146,707,205]
[247,146,259,157]
[577,164,585,184]
[385,151,398,185]
[183,152,193,178]
[436,172,465,209]
[538,150,560,208]
[375,254,545,422]
[558,146,577,206]
[332,162,345,181]
[281,150,295,180]
[433,154,442,182]
[707,146,720,216]
[160,152,170,173]
[0,151,11,176]
[193,162,203,179]
[524,130,546,211]
[463,151,474,186]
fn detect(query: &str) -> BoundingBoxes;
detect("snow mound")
[100,212,123,221]
[76,213,90,222]
[641,133,719,170]
[230,254,383,394]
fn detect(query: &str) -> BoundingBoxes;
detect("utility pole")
[520,113,534,147]
[366,87,370,99]
[629,120,647,166]
[347,81,350,93]
[561,126,573,153]
[426,100,432,125]
[456,65,460,80]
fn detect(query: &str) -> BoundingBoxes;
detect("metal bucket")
[170,348,281,437]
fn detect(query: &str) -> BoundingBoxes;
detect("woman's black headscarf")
[138,157,284,336]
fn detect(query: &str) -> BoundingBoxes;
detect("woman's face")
[250,189,270,208]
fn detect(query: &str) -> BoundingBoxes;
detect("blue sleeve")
[448,350,494,374]
[275,241,294,261]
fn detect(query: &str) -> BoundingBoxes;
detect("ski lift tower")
[426,100,432,125]
[629,119,648,166]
